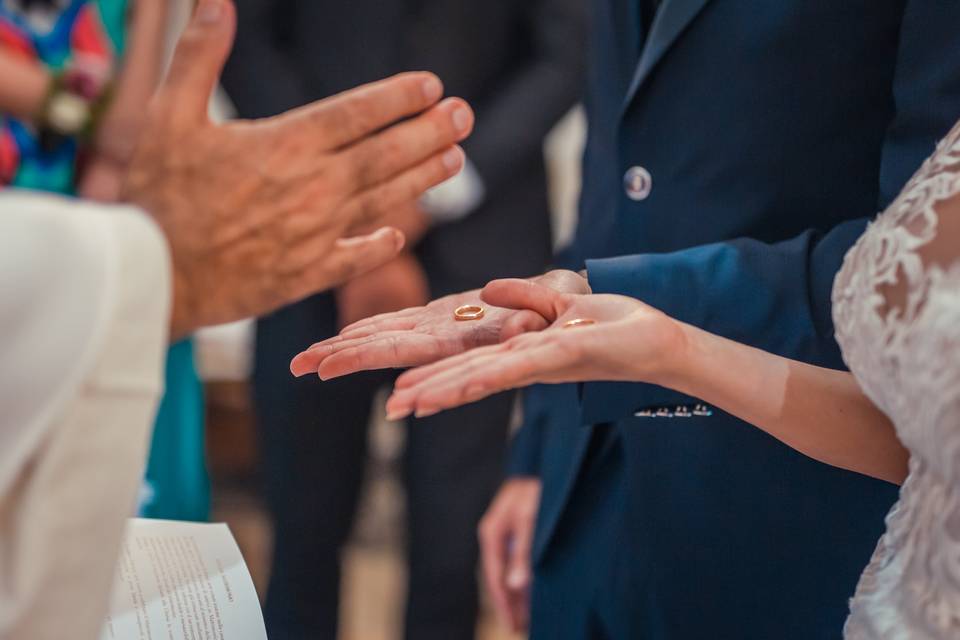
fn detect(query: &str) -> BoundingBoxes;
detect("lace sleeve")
[832,120,960,418]
[836,121,960,640]
[875,141,960,321]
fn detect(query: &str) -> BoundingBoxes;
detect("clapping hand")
[124,0,475,338]
[383,278,685,419]
[290,269,593,379]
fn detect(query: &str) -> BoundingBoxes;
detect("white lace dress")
[833,119,960,639]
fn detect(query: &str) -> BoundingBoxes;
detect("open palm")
[383,279,685,419]
[290,269,591,379]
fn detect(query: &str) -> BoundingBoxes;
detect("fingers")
[499,308,551,341]
[388,339,568,418]
[394,340,512,390]
[286,227,404,306]
[289,307,426,376]
[342,98,474,194]
[157,0,236,127]
[291,331,408,378]
[387,344,513,417]
[339,308,424,338]
[293,330,445,380]
[288,72,445,151]
[479,513,514,631]
[318,332,443,380]
[481,279,570,322]
[338,307,424,339]
[341,146,465,233]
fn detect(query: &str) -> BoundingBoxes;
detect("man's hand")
[478,478,542,633]
[290,269,591,382]
[336,253,430,329]
[123,0,474,339]
[78,155,125,203]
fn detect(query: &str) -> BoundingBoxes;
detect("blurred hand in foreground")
[122,0,474,339]
[384,278,685,419]
[478,477,542,634]
[290,269,592,379]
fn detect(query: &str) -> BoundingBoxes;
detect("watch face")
[48,91,90,135]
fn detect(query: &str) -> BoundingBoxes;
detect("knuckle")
[380,135,406,168]
[348,98,378,135]
[350,152,376,190]
[316,105,348,140]
[352,194,379,225]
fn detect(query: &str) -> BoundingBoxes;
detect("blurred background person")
[221,1,586,638]
[0,0,210,523]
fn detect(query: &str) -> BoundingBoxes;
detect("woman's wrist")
[644,317,697,390]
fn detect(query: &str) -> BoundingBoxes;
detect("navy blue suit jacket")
[509,1,960,637]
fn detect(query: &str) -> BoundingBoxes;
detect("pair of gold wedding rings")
[453,305,596,329]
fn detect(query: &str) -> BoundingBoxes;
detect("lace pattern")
[833,120,960,639]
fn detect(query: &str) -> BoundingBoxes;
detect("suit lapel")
[621,0,713,114]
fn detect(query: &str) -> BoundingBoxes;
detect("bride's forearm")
[657,322,909,485]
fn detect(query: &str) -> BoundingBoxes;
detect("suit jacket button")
[624,166,652,201]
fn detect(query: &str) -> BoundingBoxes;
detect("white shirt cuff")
[420,157,486,224]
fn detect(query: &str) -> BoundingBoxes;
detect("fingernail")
[196,0,223,24]
[442,147,462,171]
[414,407,440,419]
[422,76,442,102]
[452,107,471,133]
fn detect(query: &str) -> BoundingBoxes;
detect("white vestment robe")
[0,192,171,639]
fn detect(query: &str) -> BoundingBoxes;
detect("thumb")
[482,279,569,322]
[314,227,406,291]
[157,0,236,126]
[500,310,550,341]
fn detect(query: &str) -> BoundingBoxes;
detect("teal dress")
[0,0,209,521]
[140,341,210,522]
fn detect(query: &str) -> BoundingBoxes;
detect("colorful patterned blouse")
[0,0,127,193]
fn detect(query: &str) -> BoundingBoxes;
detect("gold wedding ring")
[454,304,486,321]
[562,318,597,329]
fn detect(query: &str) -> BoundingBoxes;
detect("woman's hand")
[384,278,686,419]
